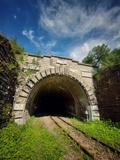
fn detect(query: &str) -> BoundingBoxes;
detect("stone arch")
[13,66,97,124]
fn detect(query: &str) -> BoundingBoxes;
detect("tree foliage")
[111,48,120,64]
[82,44,110,67]
[82,44,120,71]
[82,44,120,79]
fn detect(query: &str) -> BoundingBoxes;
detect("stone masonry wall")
[14,54,99,124]
[0,35,18,127]
[95,64,120,122]
[21,54,97,106]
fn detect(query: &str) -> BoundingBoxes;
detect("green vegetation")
[0,34,42,127]
[9,37,27,70]
[9,38,41,80]
[82,44,120,78]
[82,44,110,68]
[0,104,13,127]
[0,117,64,160]
[1,117,120,159]
[34,51,41,57]
[0,117,92,160]
[10,37,24,55]
[71,118,120,151]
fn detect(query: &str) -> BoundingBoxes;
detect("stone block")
[59,67,64,74]
[81,71,92,78]
[40,71,47,77]
[56,59,67,65]
[19,91,28,98]
[64,68,69,75]
[31,76,38,83]
[35,72,42,80]
[14,96,26,103]
[55,66,60,74]
[15,118,24,125]
[22,87,31,94]
[14,110,23,118]
[14,103,25,110]
[85,86,91,92]
[27,81,34,88]
[50,68,55,74]
[45,69,51,76]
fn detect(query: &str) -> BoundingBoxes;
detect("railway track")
[58,116,120,155]
[50,116,120,160]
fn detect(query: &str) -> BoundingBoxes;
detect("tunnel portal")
[13,55,98,124]
[27,75,89,120]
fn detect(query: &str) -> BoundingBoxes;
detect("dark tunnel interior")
[32,81,76,117]
[32,85,75,117]
[33,90,69,116]
[28,75,88,118]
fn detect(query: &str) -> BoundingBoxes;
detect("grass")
[0,117,64,160]
[1,116,119,159]
[53,125,93,160]
[71,118,120,151]
[0,117,92,160]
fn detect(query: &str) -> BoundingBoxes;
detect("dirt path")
[35,116,88,160]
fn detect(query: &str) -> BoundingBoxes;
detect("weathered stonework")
[0,35,18,127]
[13,54,99,124]
[95,64,120,122]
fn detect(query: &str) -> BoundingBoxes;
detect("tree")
[111,48,120,64]
[82,44,110,68]
[82,44,120,79]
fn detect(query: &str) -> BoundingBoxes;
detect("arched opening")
[26,75,90,120]
[33,85,75,117]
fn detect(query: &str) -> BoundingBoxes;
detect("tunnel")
[33,85,74,117]
[26,75,90,120]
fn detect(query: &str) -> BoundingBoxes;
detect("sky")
[0,0,120,62]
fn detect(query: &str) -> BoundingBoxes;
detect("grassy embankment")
[71,118,120,151]
[0,117,91,160]
[1,116,120,160]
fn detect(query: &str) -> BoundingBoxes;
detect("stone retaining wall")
[0,35,18,127]
[95,64,120,122]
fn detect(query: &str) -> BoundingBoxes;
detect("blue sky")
[0,0,120,62]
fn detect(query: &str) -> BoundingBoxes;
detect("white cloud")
[69,39,106,62]
[39,0,120,38]
[22,29,40,48]
[117,43,120,48]
[22,29,57,53]
[22,30,34,41]
[45,41,56,48]
[38,36,56,47]
[38,36,44,41]
[113,30,120,40]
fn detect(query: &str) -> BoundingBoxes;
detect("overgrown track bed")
[50,116,120,160]
[59,116,120,155]
[50,116,93,159]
